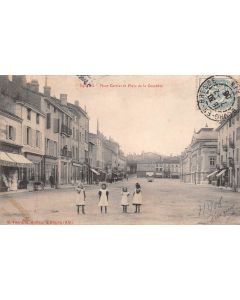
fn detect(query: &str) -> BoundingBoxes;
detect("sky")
[27,75,217,155]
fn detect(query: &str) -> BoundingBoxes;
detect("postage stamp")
[197,75,239,122]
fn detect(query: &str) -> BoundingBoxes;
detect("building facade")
[180,126,218,184]
[216,109,240,189]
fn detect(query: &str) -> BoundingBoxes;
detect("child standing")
[98,183,109,213]
[132,183,143,213]
[76,183,86,214]
[121,187,130,213]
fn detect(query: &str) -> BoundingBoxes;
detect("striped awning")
[207,170,218,178]
[0,151,15,167]
[91,168,100,175]
[216,169,227,177]
[0,151,33,167]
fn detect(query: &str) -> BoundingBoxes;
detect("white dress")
[76,188,86,205]
[121,191,130,206]
[132,189,143,205]
[98,189,109,207]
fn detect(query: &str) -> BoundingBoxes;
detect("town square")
[0,75,240,224]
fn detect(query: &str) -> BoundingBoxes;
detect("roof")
[0,109,23,122]
[16,101,46,116]
[192,128,217,142]
[67,102,89,118]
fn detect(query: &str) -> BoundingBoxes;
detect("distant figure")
[132,183,143,213]
[121,187,130,213]
[98,183,109,213]
[49,175,54,188]
[76,183,86,214]
[126,174,129,181]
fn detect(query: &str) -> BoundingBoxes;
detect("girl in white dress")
[121,187,130,213]
[98,183,109,213]
[76,183,86,214]
[132,183,143,213]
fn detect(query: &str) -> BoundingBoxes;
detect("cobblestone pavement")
[0,177,240,224]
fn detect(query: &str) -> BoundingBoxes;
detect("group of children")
[75,182,143,214]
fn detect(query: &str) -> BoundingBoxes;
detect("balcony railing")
[60,148,72,158]
[222,144,228,152]
[61,124,72,136]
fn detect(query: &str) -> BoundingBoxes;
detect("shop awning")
[216,169,226,177]
[0,151,16,167]
[207,170,218,178]
[91,168,100,175]
[5,152,32,168]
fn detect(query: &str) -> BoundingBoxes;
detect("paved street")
[0,177,240,224]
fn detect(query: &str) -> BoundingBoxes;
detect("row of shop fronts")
[0,143,125,192]
[0,146,95,192]
[207,166,240,190]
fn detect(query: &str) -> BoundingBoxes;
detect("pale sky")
[27,75,217,155]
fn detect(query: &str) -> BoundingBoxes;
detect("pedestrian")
[132,182,143,213]
[121,187,130,213]
[76,183,86,214]
[126,174,128,181]
[98,183,109,214]
[49,175,54,188]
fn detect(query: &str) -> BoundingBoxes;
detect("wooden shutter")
[12,127,16,141]
[39,132,42,149]
[23,126,27,145]
[6,125,9,139]
[47,113,51,129]
[30,128,34,147]
[53,118,59,133]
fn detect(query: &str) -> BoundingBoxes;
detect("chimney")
[29,80,39,93]
[60,93,68,106]
[74,100,79,106]
[44,86,51,97]
[12,75,26,87]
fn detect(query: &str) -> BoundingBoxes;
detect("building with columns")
[180,126,218,184]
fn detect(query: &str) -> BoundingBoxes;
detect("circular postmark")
[197,75,239,122]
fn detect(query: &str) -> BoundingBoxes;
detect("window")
[54,107,56,113]
[237,127,240,140]
[27,108,31,120]
[36,113,40,124]
[209,157,215,166]
[236,148,239,163]
[27,127,32,145]
[47,103,50,110]
[46,113,51,129]
[36,130,40,148]
[7,125,16,141]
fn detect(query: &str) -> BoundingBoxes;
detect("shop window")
[27,108,31,120]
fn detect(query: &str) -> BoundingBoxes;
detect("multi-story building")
[180,126,218,184]
[0,76,33,191]
[216,108,240,189]
[68,100,89,184]
[17,100,45,182]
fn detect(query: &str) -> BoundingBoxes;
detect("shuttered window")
[46,113,51,129]
[6,125,16,141]
[27,127,32,146]
[53,118,59,133]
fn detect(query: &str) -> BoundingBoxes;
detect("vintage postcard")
[0,75,240,225]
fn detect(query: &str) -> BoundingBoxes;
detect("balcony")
[60,147,72,158]
[222,144,228,152]
[61,124,72,136]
